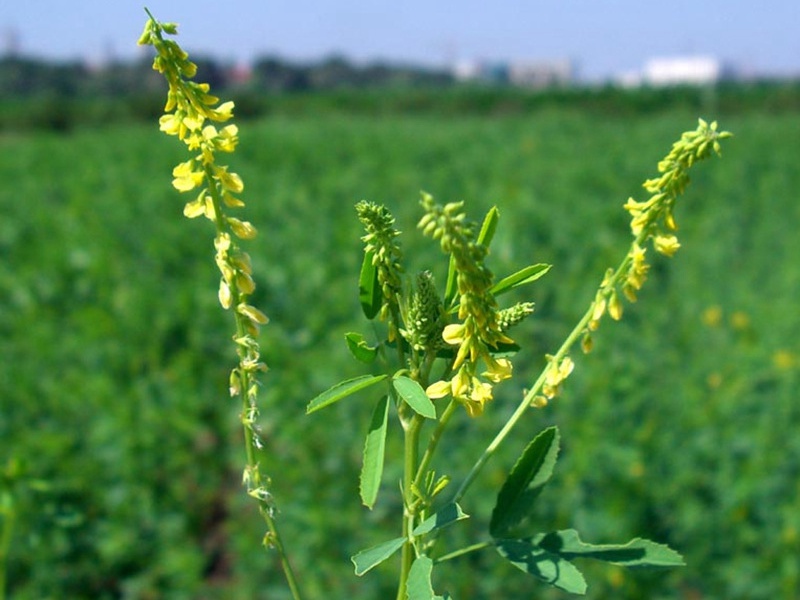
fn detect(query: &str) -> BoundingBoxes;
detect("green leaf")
[490,426,560,538]
[407,555,450,600]
[477,205,500,248]
[359,249,381,320]
[495,538,587,595]
[360,396,389,509]
[352,537,406,576]
[345,332,379,364]
[412,503,469,536]
[393,376,437,419]
[490,263,551,298]
[533,529,685,568]
[306,374,388,414]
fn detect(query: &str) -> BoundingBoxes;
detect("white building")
[508,59,574,88]
[643,56,724,86]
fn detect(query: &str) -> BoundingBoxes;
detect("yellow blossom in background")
[702,305,723,328]
[773,350,796,371]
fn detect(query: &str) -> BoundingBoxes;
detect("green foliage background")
[1,102,799,599]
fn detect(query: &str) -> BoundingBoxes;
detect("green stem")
[205,170,304,600]
[397,414,423,600]
[0,494,12,600]
[412,398,458,492]
[435,541,492,564]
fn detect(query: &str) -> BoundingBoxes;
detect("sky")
[2,1,798,81]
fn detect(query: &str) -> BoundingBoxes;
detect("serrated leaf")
[393,376,437,419]
[407,555,450,600]
[306,374,387,414]
[495,538,587,594]
[360,396,389,509]
[533,529,685,568]
[352,537,406,576]
[490,264,551,298]
[359,249,381,319]
[412,503,469,536]
[477,205,499,248]
[490,426,560,538]
[345,332,379,364]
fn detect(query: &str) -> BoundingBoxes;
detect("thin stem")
[205,170,304,600]
[397,414,423,600]
[0,495,12,600]
[412,398,458,492]
[435,541,492,564]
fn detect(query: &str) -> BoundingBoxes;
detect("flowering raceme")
[418,194,517,417]
[138,16,299,587]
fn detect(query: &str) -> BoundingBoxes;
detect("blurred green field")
[1,105,799,599]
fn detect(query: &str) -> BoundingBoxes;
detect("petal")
[425,380,451,399]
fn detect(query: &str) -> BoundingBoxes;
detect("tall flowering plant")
[138,12,302,599]
[140,10,730,599]
[312,120,731,598]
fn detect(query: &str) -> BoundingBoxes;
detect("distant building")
[508,59,574,88]
[453,58,574,88]
[643,56,726,86]
[453,60,508,84]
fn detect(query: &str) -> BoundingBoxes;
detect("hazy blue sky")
[2,1,798,80]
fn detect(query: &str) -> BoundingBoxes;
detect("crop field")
[1,105,799,599]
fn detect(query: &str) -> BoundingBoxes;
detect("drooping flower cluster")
[582,119,731,348]
[138,14,272,511]
[620,119,731,302]
[418,194,514,417]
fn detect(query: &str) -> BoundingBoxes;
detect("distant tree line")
[1,52,798,131]
[0,52,453,100]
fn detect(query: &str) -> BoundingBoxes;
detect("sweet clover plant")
[139,10,730,599]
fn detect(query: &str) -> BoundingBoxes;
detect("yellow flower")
[442,323,465,345]
[483,357,512,383]
[214,166,244,193]
[465,378,493,417]
[171,160,204,192]
[237,303,269,325]
[425,380,451,399]
[228,217,257,240]
[653,234,681,257]
[218,280,232,309]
